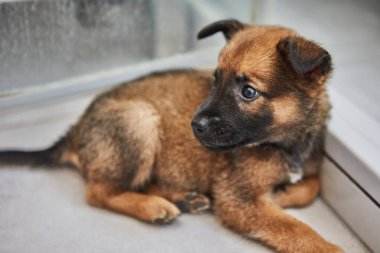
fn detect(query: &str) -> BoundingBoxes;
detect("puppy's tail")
[0,137,71,168]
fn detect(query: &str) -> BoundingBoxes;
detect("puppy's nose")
[191,116,221,135]
[191,117,209,135]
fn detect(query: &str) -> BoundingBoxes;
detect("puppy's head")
[192,19,332,152]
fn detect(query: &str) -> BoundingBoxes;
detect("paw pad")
[175,192,210,214]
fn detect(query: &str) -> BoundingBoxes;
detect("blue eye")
[241,85,258,100]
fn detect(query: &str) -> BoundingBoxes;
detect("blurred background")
[0,0,251,95]
[0,0,379,123]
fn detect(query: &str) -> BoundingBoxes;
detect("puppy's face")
[192,20,332,152]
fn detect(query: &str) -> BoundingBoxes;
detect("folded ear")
[197,19,246,41]
[277,36,332,80]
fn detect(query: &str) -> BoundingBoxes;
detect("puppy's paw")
[141,196,181,224]
[174,192,210,214]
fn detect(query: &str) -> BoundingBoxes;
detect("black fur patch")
[192,71,273,150]
[277,36,332,80]
[0,137,68,168]
[197,19,246,40]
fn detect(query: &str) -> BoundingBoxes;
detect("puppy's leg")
[273,176,320,208]
[215,195,343,253]
[145,185,211,213]
[72,100,180,223]
[74,99,161,190]
[86,183,180,224]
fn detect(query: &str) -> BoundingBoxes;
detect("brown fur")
[86,183,180,223]
[0,20,343,253]
[273,176,320,208]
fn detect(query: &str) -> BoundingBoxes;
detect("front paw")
[141,196,181,224]
[174,192,210,214]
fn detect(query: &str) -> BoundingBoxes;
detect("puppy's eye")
[241,85,259,100]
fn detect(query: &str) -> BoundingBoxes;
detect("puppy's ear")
[197,19,246,41]
[277,36,332,80]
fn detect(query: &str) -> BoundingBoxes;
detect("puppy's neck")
[265,127,326,182]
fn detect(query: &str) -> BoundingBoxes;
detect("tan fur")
[86,183,180,223]
[122,101,161,189]
[273,176,320,208]
[218,26,297,93]
[214,169,338,253]
[271,95,301,125]
[9,22,343,253]
[60,151,82,169]
[145,185,211,213]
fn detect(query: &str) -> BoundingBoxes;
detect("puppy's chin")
[202,143,241,152]
[197,135,267,152]
[199,139,251,152]
[192,128,265,152]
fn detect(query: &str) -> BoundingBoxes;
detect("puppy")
[0,19,343,253]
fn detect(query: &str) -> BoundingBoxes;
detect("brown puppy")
[0,20,343,253]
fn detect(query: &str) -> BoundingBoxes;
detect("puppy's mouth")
[194,129,249,152]
[202,140,249,152]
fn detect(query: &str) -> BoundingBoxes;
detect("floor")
[0,82,370,253]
